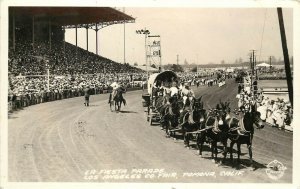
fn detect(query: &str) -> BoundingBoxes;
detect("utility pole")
[249,55,252,70]
[277,8,293,108]
[269,56,272,69]
[254,54,257,80]
[249,54,252,93]
[250,50,256,76]
[249,50,256,96]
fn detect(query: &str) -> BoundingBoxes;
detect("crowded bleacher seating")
[8,38,147,111]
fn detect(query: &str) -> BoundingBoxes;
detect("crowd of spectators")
[9,40,143,76]
[7,38,235,112]
[8,73,148,112]
[177,72,228,87]
[8,39,147,112]
[256,67,290,80]
[236,75,293,130]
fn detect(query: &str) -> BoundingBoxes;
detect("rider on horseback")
[179,84,195,124]
[108,82,126,106]
[170,81,179,97]
[108,82,118,104]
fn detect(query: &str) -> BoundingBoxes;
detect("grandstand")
[9,40,143,75]
[8,7,147,111]
[9,7,143,76]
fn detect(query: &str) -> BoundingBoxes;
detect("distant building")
[134,65,159,73]
[184,67,192,72]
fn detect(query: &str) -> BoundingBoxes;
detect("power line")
[258,9,268,63]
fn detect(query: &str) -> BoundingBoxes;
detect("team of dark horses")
[152,92,265,170]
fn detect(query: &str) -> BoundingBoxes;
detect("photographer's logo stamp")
[266,160,287,180]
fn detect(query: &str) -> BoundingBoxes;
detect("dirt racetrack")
[8,79,292,183]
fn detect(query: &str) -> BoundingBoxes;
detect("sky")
[65,8,293,66]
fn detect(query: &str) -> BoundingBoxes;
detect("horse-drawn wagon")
[141,71,179,125]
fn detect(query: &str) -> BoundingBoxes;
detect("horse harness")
[228,116,251,141]
[165,104,176,116]
[204,116,218,134]
[212,117,223,134]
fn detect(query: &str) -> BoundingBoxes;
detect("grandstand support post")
[12,11,15,51]
[86,25,89,51]
[95,23,99,55]
[75,25,78,62]
[124,20,126,64]
[49,19,52,52]
[75,25,78,47]
[277,8,293,108]
[63,27,66,54]
[45,61,50,92]
[47,68,50,92]
[123,7,126,64]
[32,16,35,50]
[63,27,66,64]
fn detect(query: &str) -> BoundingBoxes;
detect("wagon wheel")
[148,107,153,125]
[146,107,151,121]
[143,106,148,120]
[149,115,153,126]
[147,109,151,122]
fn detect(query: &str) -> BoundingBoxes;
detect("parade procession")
[1,4,296,185]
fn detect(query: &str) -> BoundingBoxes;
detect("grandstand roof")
[10,7,135,27]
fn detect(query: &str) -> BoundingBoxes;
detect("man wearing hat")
[84,85,91,106]
[238,83,242,94]
[170,82,179,97]
[187,86,195,98]
[108,82,119,104]
[181,83,190,97]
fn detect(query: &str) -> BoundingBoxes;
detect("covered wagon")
[142,71,179,125]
